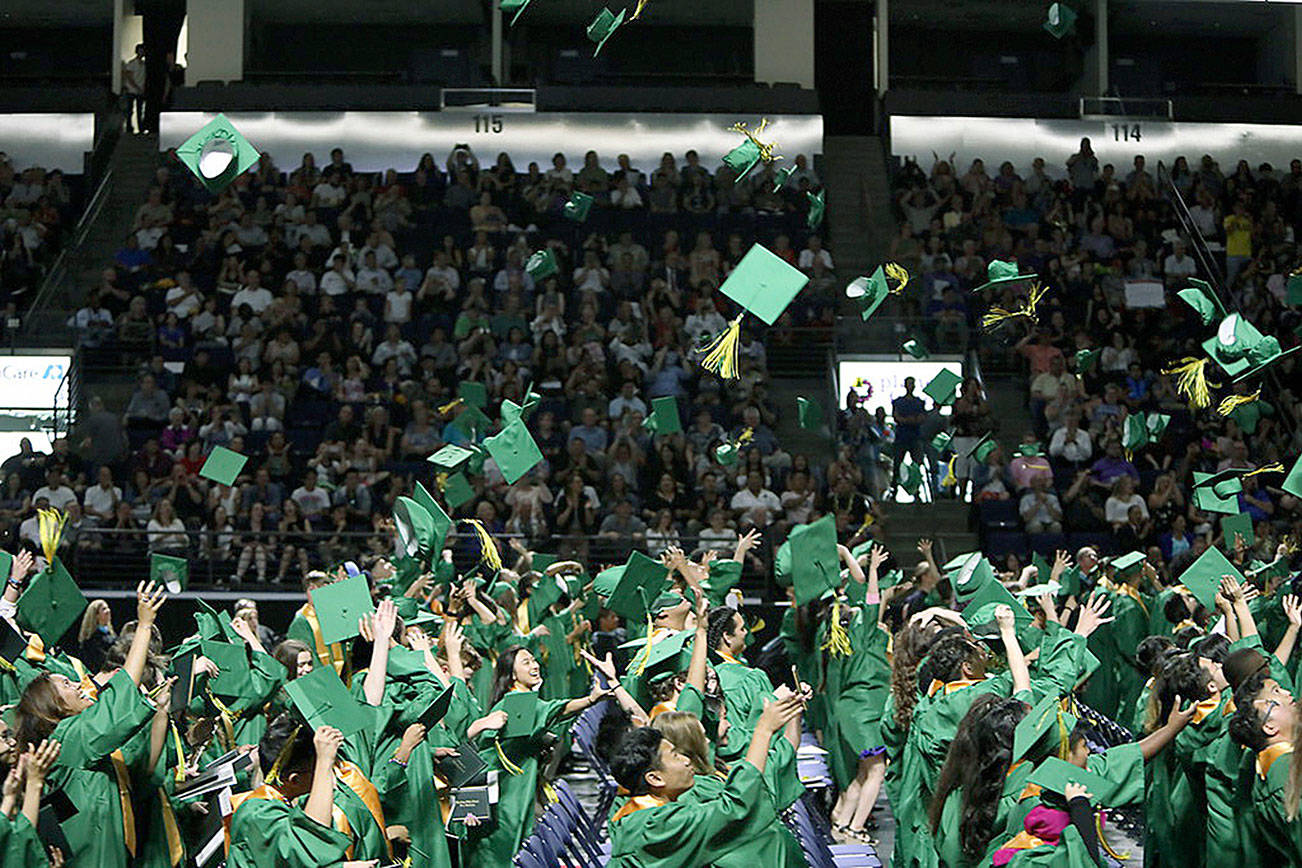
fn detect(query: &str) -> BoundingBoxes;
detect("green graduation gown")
[1249,743,1302,865]
[714,655,805,810]
[226,788,353,868]
[0,814,47,866]
[818,604,890,790]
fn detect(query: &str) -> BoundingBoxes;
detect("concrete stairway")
[822,136,896,283]
[879,500,978,570]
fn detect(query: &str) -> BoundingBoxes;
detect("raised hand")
[398,724,427,755]
[25,739,60,783]
[313,726,344,762]
[1220,575,1245,604]
[442,621,464,657]
[1168,695,1197,728]
[1062,782,1093,803]
[868,544,889,572]
[10,549,33,586]
[579,649,618,681]
[736,528,762,557]
[1074,594,1114,638]
[136,580,167,626]
[372,599,398,644]
[1285,595,1302,628]
[1051,549,1071,580]
[757,695,803,734]
[916,538,933,558]
[993,604,1016,633]
[407,627,432,653]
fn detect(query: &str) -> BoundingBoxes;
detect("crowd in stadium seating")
[0,152,80,306]
[18,143,834,583]
[885,139,1302,583]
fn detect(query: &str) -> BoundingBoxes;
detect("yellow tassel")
[1244,463,1284,479]
[884,262,911,293]
[37,508,67,565]
[631,0,649,19]
[1097,813,1129,861]
[266,724,302,785]
[636,614,655,676]
[438,397,464,415]
[435,471,449,492]
[1217,388,1261,416]
[461,519,501,573]
[736,427,753,446]
[1056,707,1070,760]
[728,118,782,166]
[941,456,958,488]
[697,314,744,379]
[1164,357,1213,410]
[170,723,188,783]
[495,738,525,775]
[820,601,853,658]
[981,282,1048,331]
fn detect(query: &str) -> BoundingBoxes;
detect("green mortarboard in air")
[1028,757,1119,804]
[706,559,742,595]
[501,0,533,26]
[1016,580,1062,599]
[974,260,1036,292]
[531,553,560,574]
[1014,695,1079,763]
[500,395,535,428]
[773,540,793,587]
[394,496,438,561]
[1146,413,1171,441]
[723,139,763,182]
[797,396,824,430]
[199,445,248,486]
[903,339,929,360]
[587,6,626,55]
[412,482,454,553]
[1110,551,1147,578]
[1180,544,1244,609]
[449,404,491,442]
[1075,348,1100,373]
[1177,279,1224,325]
[563,191,594,222]
[529,574,567,613]
[1192,470,1243,514]
[845,268,891,322]
[1246,555,1291,584]
[283,665,373,737]
[458,381,488,409]
[200,638,252,697]
[900,462,923,496]
[176,114,260,194]
[643,629,695,683]
[1122,414,1149,451]
[308,574,375,645]
[0,618,28,667]
[1230,339,1300,384]
[592,565,623,598]
[392,596,420,622]
[1221,511,1255,547]
[922,368,963,406]
[789,514,840,606]
[719,244,810,326]
[444,473,475,509]
[606,551,670,621]
[429,443,475,473]
[942,550,977,572]
[1283,454,1302,499]
[484,419,544,485]
[526,249,558,280]
[931,431,954,453]
[15,558,87,646]
[1030,551,1051,585]
[1015,442,1044,457]
[415,684,456,730]
[772,166,795,192]
[715,441,740,466]
[150,552,189,593]
[964,579,1033,638]
[1202,313,1269,377]
[1287,270,1302,305]
[948,552,995,599]
[499,690,540,739]
[1043,3,1078,38]
[965,432,997,463]
[644,396,682,434]
[807,190,825,231]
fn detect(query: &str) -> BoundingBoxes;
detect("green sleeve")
[1004,824,1099,868]
[50,670,154,770]
[1030,623,1088,698]
[0,814,49,867]
[227,797,353,868]
[678,683,706,719]
[1086,742,1144,805]
[285,614,313,647]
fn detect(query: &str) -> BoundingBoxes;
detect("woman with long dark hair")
[462,645,610,868]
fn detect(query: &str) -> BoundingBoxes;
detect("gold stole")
[926,677,983,698]
[110,749,137,856]
[1258,742,1293,779]
[336,760,392,859]
[516,599,531,635]
[299,603,347,681]
[649,700,676,720]
[226,784,287,856]
[1191,695,1222,725]
[716,650,742,666]
[1111,582,1150,616]
[610,794,668,824]
[158,787,184,866]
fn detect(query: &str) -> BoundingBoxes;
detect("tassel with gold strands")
[728,118,782,167]
[1097,815,1130,862]
[941,456,959,490]
[884,262,911,294]
[434,471,449,493]
[1217,388,1261,417]
[460,519,502,574]
[170,723,189,783]
[265,724,302,785]
[697,314,744,379]
[1164,357,1213,410]
[1244,462,1285,479]
[631,0,650,19]
[820,600,853,658]
[495,739,526,775]
[37,507,67,564]
[635,587,656,676]
[437,397,464,415]
[981,282,1048,331]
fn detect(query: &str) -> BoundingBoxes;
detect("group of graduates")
[0,498,1300,868]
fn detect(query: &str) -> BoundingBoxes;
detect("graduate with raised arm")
[606,693,805,867]
[286,570,349,681]
[0,739,61,866]
[1227,667,1302,864]
[13,581,167,868]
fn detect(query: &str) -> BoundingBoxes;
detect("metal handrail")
[21,166,115,332]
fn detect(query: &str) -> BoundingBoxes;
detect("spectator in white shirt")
[1018,475,1063,533]
[290,469,332,518]
[797,236,834,272]
[421,252,461,298]
[1049,414,1093,465]
[1104,475,1149,529]
[607,381,648,421]
[683,296,727,342]
[371,325,417,375]
[730,471,782,528]
[1162,240,1198,285]
[164,271,203,319]
[355,251,394,295]
[319,254,356,297]
[285,252,317,294]
[295,210,332,248]
[230,270,273,315]
[312,175,347,209]
[83,466,122,522]
[33,468,77,512]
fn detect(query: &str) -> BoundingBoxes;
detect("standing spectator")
[121,43,146,133]
[77,599,116,673]
[890,377,927,490]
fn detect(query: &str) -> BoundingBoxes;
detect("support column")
[491,2,504,86]
[1294,7,1302,94]
[755,0,815,89]
[1095,0,1108,96]
[186,0,245,83]
[876,0,889,97]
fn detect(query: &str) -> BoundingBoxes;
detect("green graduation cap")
[797,396,824,430]
[902,339,929,360]
[449,403,491,441]
[974,260,1036,292]
[1110,551,1147,579]
[199,445,248,487]
[964,579,1033,637]
[444,473,475,510]
[458,381,488,410]
[644,396,682,434]
[283,665,373,737]
[394,496,438,560]
[942,551,976,572]
[719,244,810,326]
[1016,580,1062,599]
[1030,551,1051,585]
[807,190,825,231]
[900,461,923,496]
[499,690,540,739]
[15,558,87,646]
[1014,695,1078,763]
[771,166,795,192]
[789,514,840,606]
[200,638,252,697]
[411,482,454,553]
[1146,413,1171,441]
[150,553,188,593]
[1202,313,1269,377]
[429,443,476,473]
[1028,757,1119,804]
[1283,454,1302,499]
[176,114,260,194]
[1177,279,1224,325]
[526,249,558,280]
[484,418,544,485]
[1221,511,1255,547]
[1122,414,1149,451]
[643,629,695,683]
[1014,442,1044,458]
[952,554,997,600]
[965,432,997,463]
[706,559,742,595]
[1230,339,1300,384]
[0,618,28,667]
[723,139,764,182]
[308,574,375,645]
[845,268,891,322]
[1075,348,1100,374]
[922,368,963,406]
[416,684,456,730]
[1178,544,1243,609]
[592,564,623,598]
[1192,470,1243,514]
[1043,3,1077,38]
[501,0,533,26]
[715,441,741,466]
[606,551,671,621]
[529,574,567,614]
[587,6,626,55]
[563,191,594,222]
[0,550,11,588]
[1288,270,1302,305]
[931,431,953,453]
